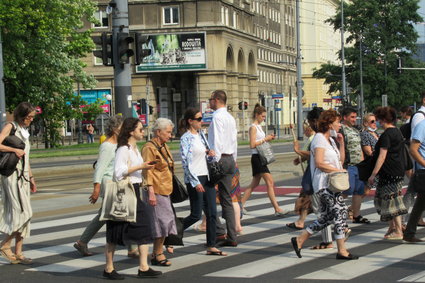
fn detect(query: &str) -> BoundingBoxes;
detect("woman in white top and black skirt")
[241,104,287,216]
[105,118,160,279]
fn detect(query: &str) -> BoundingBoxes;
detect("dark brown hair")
[178,107,200,134]
[13,102,36,124]
[117,117,142,148]
[317,109,340,133]
[374,106,397,124]
[211,90,227,104]
[252,103,266,119]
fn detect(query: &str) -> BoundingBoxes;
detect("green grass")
[29,138,291,159]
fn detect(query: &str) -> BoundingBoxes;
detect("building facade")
[300,0,341,110]
[81,0,296,135]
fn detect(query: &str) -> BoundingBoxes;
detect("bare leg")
[295,230,311,248]
[351,195,362,218]
[262,173,282,213]
[295,209,308,228]
[241,175,261,208]
[232,202,242,233]
[14,233,23,256]
[152,237,170,265]
[105,243,116,272]
[335,238,350,257]
[138,244,150,271]
[393,216,403,236]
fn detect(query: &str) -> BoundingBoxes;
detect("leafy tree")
[0,0,98,147]
[313,0,425,111]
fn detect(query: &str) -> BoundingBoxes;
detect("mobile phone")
[148,161,157,165]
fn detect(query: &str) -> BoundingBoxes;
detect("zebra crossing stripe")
[399,270,425,282]
[297,236,425,280]
[204,212,382,278]
[24,196,302,272]
[118,206,379,276]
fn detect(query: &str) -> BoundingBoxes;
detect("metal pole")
[0,32,6,128]
[359,36,364,120]
[341,0,347,106]
[295,0,303,141]
[146,77,150,140]
[112,0,132,118]
[77,82,83,144]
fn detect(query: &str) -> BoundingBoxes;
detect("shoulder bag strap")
[148,141,174,173]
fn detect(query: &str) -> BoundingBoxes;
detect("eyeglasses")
[369,120,376,124]
[192,117,203,122]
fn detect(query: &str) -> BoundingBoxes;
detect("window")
[221,6,229,26]
[94,10,109,28]
[163,7,179,25]
[233,11,237,28]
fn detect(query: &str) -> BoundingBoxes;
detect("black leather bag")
[356,155,376,182]
[412,169,425,194]
[0,123,25,177]
[170,174,188,203]
[164,216,184,246]
[200,133,224,184]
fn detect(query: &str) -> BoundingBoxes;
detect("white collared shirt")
[114,144,144,184]
[208,107,237,161]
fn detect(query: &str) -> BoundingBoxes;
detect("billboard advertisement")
[136,32,207,73]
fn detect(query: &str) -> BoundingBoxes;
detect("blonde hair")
[362,113,375,129]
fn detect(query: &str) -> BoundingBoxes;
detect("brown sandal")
[0,247,19,264]
[15,254,33,265]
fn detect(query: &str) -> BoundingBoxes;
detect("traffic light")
[92,32,113,66]
[135,33,152,65]
[139,99,147,114]
[238,101,248,110]
[117,32,134,64]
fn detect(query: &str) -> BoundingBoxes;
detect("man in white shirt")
[404,92,425,226]
[208,90,238,246]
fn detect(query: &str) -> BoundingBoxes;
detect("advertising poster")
[136,32,207,72]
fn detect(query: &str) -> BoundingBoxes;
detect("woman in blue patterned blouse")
[179,107,227,256]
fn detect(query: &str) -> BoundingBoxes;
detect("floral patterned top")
[360,130,379,154]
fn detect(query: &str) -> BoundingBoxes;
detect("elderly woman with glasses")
[360,113,379,157]
[142,118,177,267]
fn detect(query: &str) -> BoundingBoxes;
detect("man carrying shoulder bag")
[403,119,425,243]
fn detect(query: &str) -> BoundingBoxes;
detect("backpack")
[400,111,425,142]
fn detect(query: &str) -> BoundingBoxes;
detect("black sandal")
[151,253,171,266]
[353,215,371,224]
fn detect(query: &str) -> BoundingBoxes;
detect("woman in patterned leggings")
[291,109,358,260]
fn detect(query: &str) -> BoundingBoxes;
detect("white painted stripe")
[23,195,303,272]
[399,271,425,282]
[119,209,380,276]
[297,236,425,280]
[204,212,382,278]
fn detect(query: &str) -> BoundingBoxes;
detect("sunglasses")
[369,120,376,124]
[192,117,203,122]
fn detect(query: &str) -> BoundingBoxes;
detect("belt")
[221,154,233,157]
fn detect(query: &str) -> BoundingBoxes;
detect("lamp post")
[105,94,113,116]
[340,0,347,106]
[295,0,303,141]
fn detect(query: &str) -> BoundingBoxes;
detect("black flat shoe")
[336,253,359,260]
[138,268,162,278]
[103,270,125,280]
[291,237,302,258]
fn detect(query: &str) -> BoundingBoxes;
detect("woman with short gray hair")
[142,118,177,266]
[73,115,139,259]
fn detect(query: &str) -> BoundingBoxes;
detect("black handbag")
[412,169,425,194]
[149,141,188,203]
[301,162,314,195]
[200,132,224,184]
[356,155,376,182]
[0,123,25,177]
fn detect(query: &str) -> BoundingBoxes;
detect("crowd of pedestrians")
[2,93,425,278]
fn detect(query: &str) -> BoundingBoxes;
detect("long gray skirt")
[152,194,177,238]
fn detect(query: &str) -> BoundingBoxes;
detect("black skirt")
[251,154,270,176]
[106,183,155,246]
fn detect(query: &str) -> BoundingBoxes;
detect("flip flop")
[206,250,227,256]
[291,237,302,258]
[286,223,303,230]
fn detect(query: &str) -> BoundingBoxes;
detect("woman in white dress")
[0,102,37,264]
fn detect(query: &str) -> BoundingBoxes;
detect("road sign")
[272,93,284,99]
[275,108,282,111]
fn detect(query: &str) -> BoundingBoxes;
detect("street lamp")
[105,94,112,116]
